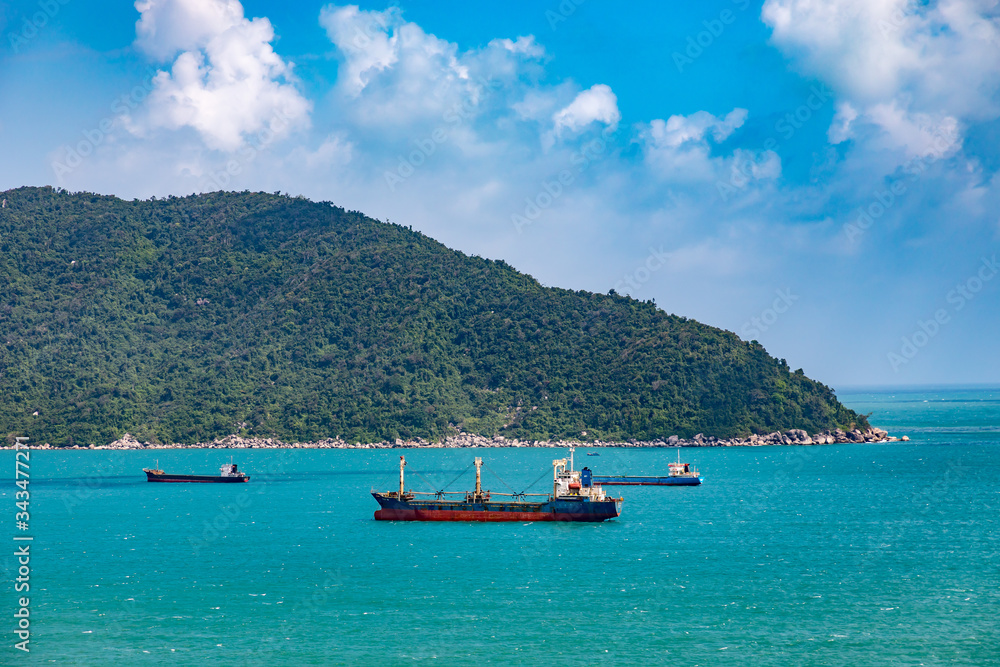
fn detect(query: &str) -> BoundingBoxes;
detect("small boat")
[591,448,702,486]
[143,461,250,483]
[372,448,621,522]
[586,451,600,456]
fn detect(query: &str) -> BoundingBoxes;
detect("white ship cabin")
[220,463,241,477]
[668,450,699,477]
[552,448,609,501]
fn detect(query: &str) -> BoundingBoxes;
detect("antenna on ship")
[569,446,575,472]
[474,457,483,500]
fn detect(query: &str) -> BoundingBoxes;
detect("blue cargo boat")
[591,450,702,486]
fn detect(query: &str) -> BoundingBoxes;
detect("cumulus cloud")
[321,5,470,121]
[866,102,962,157]
[129,0,311,152]
[135,0,244,60]
[645,109,746,148]
[551,84,621,137]
[762,0,1000,156]
[319,5,405,97]
[762,0,920,102]
[639,109,772,184]
[320,5,549,132]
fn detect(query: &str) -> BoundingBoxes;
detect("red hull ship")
[372,449,621,522]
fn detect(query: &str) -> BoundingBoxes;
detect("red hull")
[374,508,606,522]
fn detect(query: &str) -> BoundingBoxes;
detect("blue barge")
[591,453,702,486]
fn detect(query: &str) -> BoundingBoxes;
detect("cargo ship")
[372,449,622,522]
[591,449,702,486]
[143,461,250,483]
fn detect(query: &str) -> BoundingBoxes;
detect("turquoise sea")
[2,387,998,665]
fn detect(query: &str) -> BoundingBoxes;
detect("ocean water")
[2,388,998,665]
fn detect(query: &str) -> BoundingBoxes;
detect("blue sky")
[2,0,999,389]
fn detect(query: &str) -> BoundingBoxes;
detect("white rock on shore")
[63,426,898,450]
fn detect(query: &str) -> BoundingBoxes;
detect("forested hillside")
[0,187,867,445]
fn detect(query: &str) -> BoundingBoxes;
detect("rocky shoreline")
[23,426,905,450]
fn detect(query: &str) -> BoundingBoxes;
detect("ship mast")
[399,456,406,497]
[474,457,483,500]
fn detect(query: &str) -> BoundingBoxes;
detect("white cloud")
[762,0,920,102]
[288,133,354,169]
[319,5,404,97]
[551,84,621,137]
[320,4,471,124]
[828,101,858,144]
[135,0,244,60]
[493,36,545,58]
[129,0,311,152]
[646,108,746,148]
[640,109,759,182]
[319,4,547,131]
[866,102,962,157]
[511,87,566,122]
[763,0,1000,156]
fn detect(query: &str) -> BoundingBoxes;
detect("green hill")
[0,186,866,446]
